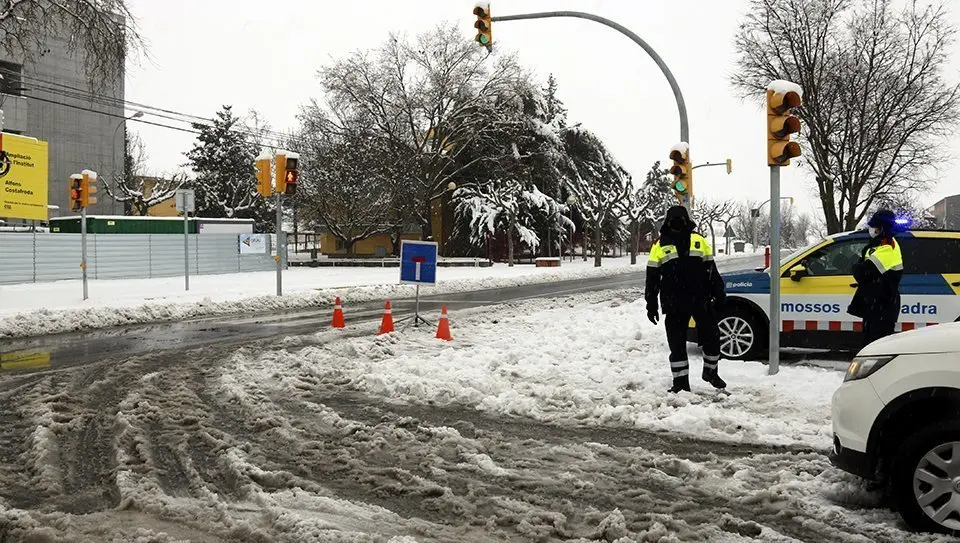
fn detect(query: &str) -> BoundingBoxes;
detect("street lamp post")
[112,111,144,215]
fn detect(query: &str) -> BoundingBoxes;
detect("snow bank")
[767,79,803,97]
[250,293,841,450]
[0,258,642,338]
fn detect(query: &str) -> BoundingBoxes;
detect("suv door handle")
[850,283,858,288]
[952,281,960,287]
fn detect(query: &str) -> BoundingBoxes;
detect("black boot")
[669,375,691,393]
[702,367,727,389]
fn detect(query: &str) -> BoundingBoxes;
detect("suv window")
[899,237,960,274]
[801,240,868,277]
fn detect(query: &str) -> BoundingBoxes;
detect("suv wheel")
[892,421,960,536]
[717,306,765,360]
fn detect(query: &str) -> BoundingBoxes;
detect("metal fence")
[0,233,277,285]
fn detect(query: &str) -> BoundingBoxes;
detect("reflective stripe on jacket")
[645,233,723,314]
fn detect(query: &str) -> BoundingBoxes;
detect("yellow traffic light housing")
[80,170,97,208]
[474,2,492,50]
[255,154,272,197]
[69,174,83,212]
[766,81,803,166]
[669,143,692,202]
[283,154,299,195]
[275,153,287,195]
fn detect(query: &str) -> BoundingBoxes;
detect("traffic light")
[473,2,492,50]
[767,81,803,166]
[283,153,299,195]
[69,174,83,212]
[80,170,97,208]
[669,143,692,203]
[275,152,287,195]
[255,154,272,197]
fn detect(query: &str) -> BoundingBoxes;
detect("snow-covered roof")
[670,142,689,155]
[767,79,803,98]
[80,169,98,179]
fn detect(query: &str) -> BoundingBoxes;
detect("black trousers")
[665,303,721,380]
[862,316,897,347]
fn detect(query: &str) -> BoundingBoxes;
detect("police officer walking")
[645,205,727,393]
[848,209,904,346]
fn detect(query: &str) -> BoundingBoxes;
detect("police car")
[696,229,960,359]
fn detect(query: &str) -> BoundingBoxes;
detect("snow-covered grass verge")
[246,292,842,451]
[0,257,641,339]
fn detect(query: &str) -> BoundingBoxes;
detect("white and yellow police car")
[695,229,960,359]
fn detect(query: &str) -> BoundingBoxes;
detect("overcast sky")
[124,0,960,219]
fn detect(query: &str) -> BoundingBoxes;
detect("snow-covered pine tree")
[184,106,272,230]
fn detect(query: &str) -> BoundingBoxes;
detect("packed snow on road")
[0,288,944,542]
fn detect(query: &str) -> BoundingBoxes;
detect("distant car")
[691,229,960,360]
[830,322,960,535]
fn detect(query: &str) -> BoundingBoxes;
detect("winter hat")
[867,209,897,237]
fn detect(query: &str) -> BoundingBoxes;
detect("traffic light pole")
[81,206,88,300]
[768,166,781,375]
[490,11,689,144]
[275,192,283,296]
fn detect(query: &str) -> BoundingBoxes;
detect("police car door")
[780,237,868,334]
[896,235,960,330]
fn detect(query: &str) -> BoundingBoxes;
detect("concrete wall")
[0,29,125,222]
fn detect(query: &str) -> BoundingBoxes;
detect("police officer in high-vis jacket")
[645,205,727,393]
[848,209,904,346]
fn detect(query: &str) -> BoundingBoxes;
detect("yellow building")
[140,177,179,217]
[317,230,420,257]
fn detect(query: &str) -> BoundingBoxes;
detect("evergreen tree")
[184,105,272,230]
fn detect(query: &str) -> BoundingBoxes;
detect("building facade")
[0,31,125,223]
[927,194,960,230]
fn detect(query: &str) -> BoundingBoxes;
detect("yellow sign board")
[0,350,51,371]
[1,133,49,221]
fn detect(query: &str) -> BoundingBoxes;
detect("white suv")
[831,322,960,535]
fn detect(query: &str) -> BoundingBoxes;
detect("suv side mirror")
[790,265,808,282]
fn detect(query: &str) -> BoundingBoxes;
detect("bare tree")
[561,128,631,268]
[693,198,738,253]
[318,23,524,241]
[733,0,960,234]
[103,133,184,216]
[615,161,672,265]
[0,0,143,87]
[293,112,393,256]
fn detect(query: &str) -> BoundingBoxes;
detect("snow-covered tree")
[318,23,524,241]
[0,0,143,87]
[103,133,184,216]
[560,128,631,267]
[293,109,394,255]
[615,161,673,264]
[456,180,567,266]
[184,106,271,230]
[693,199,738,255]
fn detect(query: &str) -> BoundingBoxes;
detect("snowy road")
[0,286,949,542]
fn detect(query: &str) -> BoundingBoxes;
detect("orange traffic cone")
[331,297,345,328]
[435,305,453,341]
[377,301,395,335]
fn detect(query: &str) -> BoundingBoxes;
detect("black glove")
[647,306,659,325]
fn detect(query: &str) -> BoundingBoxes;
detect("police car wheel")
[718,309,764,360]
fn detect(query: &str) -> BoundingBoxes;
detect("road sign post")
[175,189,195,291]
[398,240,439,329]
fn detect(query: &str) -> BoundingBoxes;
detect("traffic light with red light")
[69,174,83,212]
[283,154,299,195]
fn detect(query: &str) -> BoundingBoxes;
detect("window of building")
[0,61,23,96]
